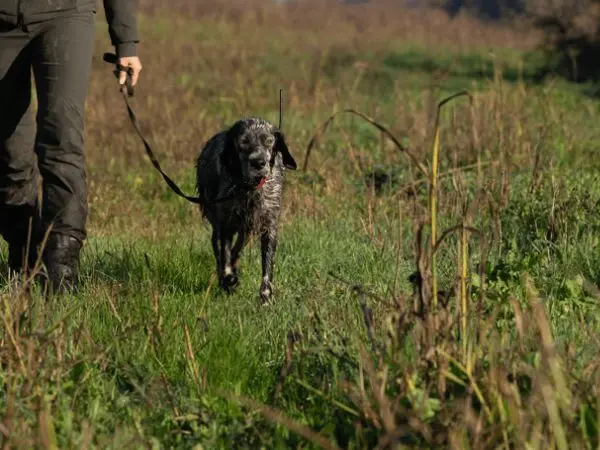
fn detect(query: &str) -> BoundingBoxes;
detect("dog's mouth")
[242,176,267,190]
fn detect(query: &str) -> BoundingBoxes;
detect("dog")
[195,116,297,304]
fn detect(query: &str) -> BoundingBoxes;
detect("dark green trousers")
[0,11,96,247]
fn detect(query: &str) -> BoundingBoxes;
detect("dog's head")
[222,117,297,189]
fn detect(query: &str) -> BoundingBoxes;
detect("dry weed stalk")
[302,108,428,176]
[428,91,472,313]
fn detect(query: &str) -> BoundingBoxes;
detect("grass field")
[2,0,600,448]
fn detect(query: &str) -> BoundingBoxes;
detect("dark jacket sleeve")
[102,0,139,58]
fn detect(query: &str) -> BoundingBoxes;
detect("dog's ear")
[222,129,242,176]
[274,131,297,170]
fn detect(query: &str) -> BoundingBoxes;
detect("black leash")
[104,53,285,205]
[103,52,205,205]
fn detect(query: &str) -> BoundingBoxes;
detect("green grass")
[2,4,600,449]
[0,213,406,448]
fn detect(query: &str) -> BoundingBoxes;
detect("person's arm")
[103,0,143,86]
[103,0,139,58]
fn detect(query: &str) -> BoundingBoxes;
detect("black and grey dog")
[195,117,297,304]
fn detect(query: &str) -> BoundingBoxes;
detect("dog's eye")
[238,137,250,151]
[263,135,275,147]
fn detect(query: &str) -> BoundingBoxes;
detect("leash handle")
[103,52,134,97]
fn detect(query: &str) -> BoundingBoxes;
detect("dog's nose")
[250,158,267,170]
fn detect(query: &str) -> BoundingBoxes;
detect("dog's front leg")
[220,230,238,292]
[259,227,278,305]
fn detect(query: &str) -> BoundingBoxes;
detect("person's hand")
[118,56,143,86]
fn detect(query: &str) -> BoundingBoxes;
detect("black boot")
[42,233,83,295]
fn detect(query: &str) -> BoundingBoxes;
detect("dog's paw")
[220,272,239,293]
[259,281,272,305]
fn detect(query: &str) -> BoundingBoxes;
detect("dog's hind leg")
[230,229,249,274]
[211,229,222,279]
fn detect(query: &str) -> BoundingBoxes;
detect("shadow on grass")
[80,237,217,295]
[0,240,216,296]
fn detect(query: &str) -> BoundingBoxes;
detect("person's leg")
[30,11,96,293]
[0,24,39,274]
